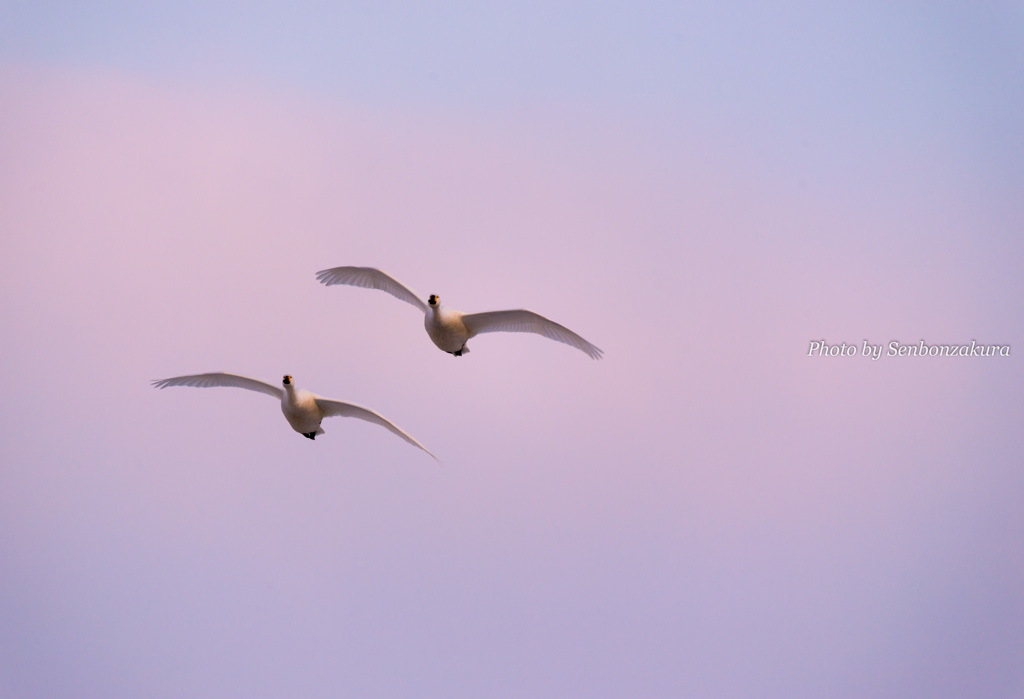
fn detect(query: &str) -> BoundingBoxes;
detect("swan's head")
[282,375,293,386]
[428,294,439,307]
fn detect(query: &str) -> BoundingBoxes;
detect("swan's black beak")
[428,294,438,306]
[283,375,292,385]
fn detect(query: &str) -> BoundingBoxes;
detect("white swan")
[152,372,435,458]
[315,266,604,359]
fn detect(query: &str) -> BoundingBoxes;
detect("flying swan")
[152,372,435,458]
[315,266,603,359]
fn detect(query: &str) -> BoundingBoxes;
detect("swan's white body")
[425,304,474,355]
[152,372,435,459]
[316,266,603,359]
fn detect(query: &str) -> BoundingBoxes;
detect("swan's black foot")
[303,432,317,440]
[453,349,465,357]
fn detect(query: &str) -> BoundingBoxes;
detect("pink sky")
[1,55,1021,697]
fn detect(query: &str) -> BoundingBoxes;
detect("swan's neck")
[283,383,297,405]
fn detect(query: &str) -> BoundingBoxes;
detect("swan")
[152,372,435,458]
[315,266,603,359]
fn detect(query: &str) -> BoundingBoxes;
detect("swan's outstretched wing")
[315,266,427,313]
[152,372,284,399]
[461,309,604,360]
[315,397,436,460]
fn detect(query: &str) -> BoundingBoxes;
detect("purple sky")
[1,4,1022,697]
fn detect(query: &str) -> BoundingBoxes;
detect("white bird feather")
[152,372,436,459]
[316,266,603,359]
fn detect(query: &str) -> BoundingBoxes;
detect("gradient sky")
[1,3,1022,697]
